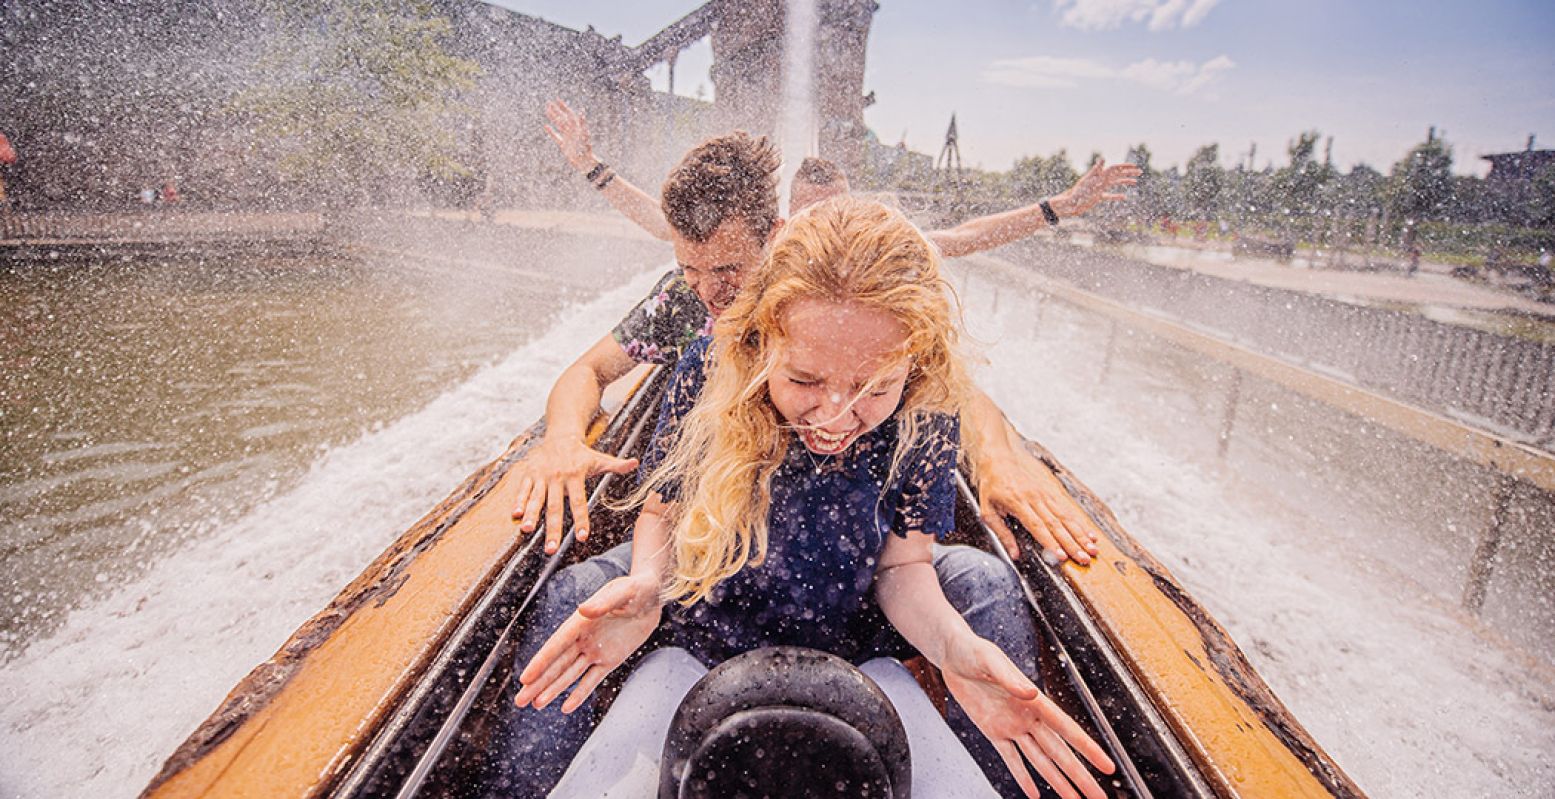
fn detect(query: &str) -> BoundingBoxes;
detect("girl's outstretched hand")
[514,573,662,714]
[940,637,1116,799]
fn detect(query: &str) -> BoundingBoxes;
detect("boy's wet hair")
[794,156,847,187]
[661,131,781,243]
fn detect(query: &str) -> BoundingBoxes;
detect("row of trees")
[891,130,1554,261]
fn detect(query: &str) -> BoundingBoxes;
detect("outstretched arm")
[545,99,675,242]
[961,388,1100,564]
[511,333,641,553]
[875,532,1115,799]
[927,159,1141,257]
[515,492,674,713]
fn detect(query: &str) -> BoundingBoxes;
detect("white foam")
[0,267,667,799]
[956,265,1555,798]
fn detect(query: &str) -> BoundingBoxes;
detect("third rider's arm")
[926,159,1141,258]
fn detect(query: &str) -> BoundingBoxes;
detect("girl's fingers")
[561,664,611,714]
[519,639,578,693]
[1033,726,1104,799]
[1028,499,1088,565]
[1018,734,1079,799]
[515,648,572,707]
[578,579,633,618]
[1049,497,1099,548]
[1013,502,1065,562]
[992,739,1042,799]
[520,617,586,684]
[566,476,590,541]
[1037,696,1115,773]
[535,655,593,709]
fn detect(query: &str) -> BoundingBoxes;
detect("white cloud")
[1054,0,1223,31]
[983,53,1234,95]
[980,56,1115,89]
[1119,55,1235,94]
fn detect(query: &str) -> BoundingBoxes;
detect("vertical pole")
[1218,368,1243,459]
[1463,476,1516,614]
[1098,319,1119,386]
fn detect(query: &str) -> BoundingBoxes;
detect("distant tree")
[1387,130,1454,222]
[1183,144,1224,219]
[236,0,480,207]
[1333,163,1385,215]
[1273,130,1332,219]
[1009,150,1078,202]
[1123,143,1168,222]
[1125,143,1155,177]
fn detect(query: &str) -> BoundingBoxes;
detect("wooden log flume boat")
[140,365,1365,798]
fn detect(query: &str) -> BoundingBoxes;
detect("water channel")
[1,225,1551,797]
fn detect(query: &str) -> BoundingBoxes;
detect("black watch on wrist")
[1039,200,1060,226]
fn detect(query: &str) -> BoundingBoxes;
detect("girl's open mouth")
[799,426,856,455]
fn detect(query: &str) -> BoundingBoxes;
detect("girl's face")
[768,298,911,456]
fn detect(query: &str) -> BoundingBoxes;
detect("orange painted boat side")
[141,427,542,798]
[1031,439,1364,798]
[140,364,640,799]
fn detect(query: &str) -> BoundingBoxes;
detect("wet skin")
[768,298,912,456]
[672,219,769,319]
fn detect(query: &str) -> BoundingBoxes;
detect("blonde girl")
[516,196,1115,799]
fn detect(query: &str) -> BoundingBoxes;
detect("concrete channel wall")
[1002,239,1555,453]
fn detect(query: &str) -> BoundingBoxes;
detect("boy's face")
[672,217,774,318]
[768,298,911,456]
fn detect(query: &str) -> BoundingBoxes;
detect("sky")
[491,0,1555,176]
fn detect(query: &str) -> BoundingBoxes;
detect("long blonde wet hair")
[637,195,972,606]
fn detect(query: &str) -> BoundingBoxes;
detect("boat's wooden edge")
[139,421,547,798]
[1020,436,1366,798]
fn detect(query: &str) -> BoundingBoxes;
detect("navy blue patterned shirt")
[640,336,959,663]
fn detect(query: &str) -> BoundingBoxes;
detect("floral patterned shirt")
[611,270,712,366]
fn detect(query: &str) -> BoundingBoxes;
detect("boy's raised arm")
[545,99,675,242]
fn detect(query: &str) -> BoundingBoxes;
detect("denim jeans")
[489,542,1043,798]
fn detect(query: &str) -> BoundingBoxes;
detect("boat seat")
[658,647,912,799]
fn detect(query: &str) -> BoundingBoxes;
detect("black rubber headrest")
[659,647,911,799]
